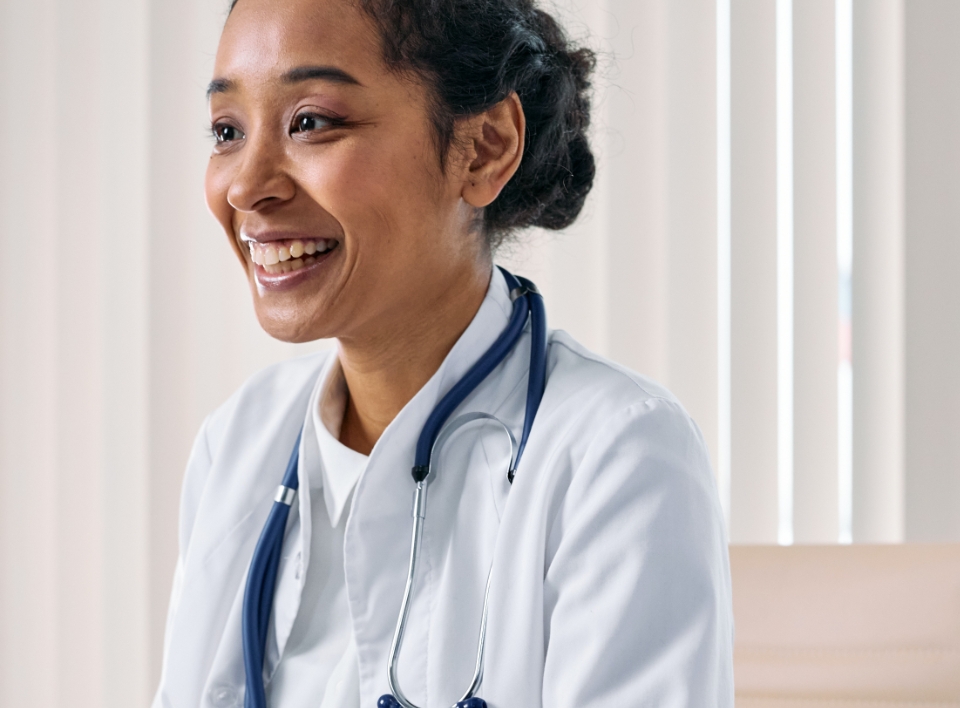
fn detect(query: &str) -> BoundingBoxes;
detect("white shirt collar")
[310,357,369,527]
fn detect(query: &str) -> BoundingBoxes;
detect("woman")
[153,0,733,705]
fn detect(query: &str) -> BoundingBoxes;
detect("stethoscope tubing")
[513,274,547,476]
[412,269,533,477]
[242,429,303,707]
[387,412,517,708]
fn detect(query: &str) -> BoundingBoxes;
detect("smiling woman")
[151,0,733,706]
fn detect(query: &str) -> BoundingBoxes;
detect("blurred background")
[1,0,958,705]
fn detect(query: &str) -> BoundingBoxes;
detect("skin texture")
[207,0,525,454]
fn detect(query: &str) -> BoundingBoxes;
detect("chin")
[254,306,329,344]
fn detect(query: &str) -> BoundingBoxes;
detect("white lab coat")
[153,269,734,708]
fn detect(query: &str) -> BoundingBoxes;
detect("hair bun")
[484,8,596,239]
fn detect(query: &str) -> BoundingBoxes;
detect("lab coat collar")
[304,262,517,528]
[381,266,515,420]
[362,266,516,477]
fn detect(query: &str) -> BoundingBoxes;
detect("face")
[206,0,488,343]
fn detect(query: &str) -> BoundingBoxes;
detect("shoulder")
[540,329,709,478]
[517,329,721,544]
[521,334,732,705]
[534,329,726,574]
[546,329,680,406]
[177,349,332,551]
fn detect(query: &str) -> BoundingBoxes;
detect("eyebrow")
[282,65,361,86]
[207,78,233,97]
[207,65,362,99]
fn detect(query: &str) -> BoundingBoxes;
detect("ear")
[460,92,525,208]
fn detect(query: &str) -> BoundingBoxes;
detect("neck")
[337,263,492,455]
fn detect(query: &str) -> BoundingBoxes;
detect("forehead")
[214,0,384,87]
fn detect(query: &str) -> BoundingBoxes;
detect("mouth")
[243,237,339,275]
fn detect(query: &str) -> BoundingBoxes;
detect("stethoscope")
[241,268,548,708]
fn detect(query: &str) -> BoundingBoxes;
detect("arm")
[151,415,214,708]
[541,398,733,707]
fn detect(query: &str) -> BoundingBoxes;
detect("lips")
[243,236,338,275]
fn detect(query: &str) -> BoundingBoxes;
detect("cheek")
[298,132,445,239]
[205,159,246,263]
[205,159,233,228]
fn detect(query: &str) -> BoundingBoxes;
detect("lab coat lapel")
[266,360,333,678]
[162,355,326,708]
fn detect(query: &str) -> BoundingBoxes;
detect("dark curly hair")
[229,0,596,247]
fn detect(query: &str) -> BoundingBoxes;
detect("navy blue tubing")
[513,275,547,476]
[411,267,546,482]
[243,429,302,708]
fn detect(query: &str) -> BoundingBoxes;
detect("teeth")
[247,238,336,273]
[263,245,279,265]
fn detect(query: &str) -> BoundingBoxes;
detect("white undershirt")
[266,359,365,708]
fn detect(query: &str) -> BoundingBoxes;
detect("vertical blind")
[511,0,907,547]
[2,1,959,706]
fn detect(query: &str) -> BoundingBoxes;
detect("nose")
[226,131,296,212]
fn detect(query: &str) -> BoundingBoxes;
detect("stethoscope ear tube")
[511,276,547,479]
[411,270,532,480]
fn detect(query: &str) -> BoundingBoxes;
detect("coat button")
[209,684,241,707]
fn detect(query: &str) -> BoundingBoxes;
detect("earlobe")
[461,93,525,209]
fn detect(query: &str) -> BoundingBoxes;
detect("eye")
[212,122,245,144]
[291,112,335,134]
